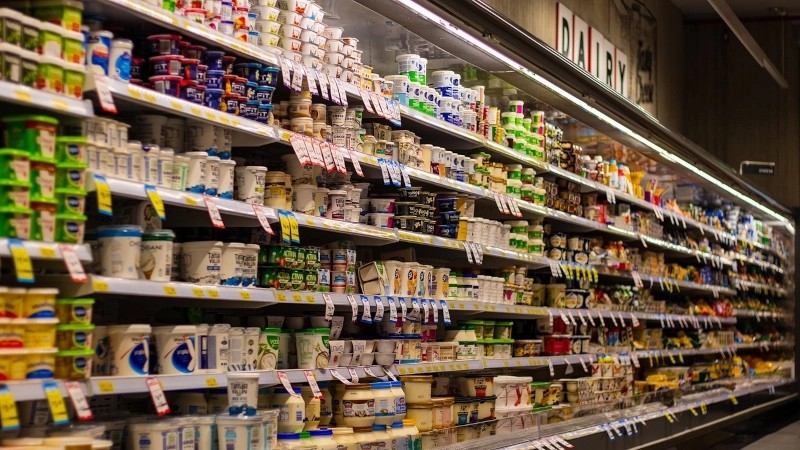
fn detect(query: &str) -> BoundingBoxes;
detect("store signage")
[556,3,628,98]
[740,161,775,176]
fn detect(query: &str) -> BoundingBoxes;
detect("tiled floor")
[676,403,800,450]
[739,419,800,450]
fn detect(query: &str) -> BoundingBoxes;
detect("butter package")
[358,261,388,295]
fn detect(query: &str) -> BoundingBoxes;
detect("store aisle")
[739,419,800,450]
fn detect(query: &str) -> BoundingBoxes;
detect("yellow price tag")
[93,280,110,292]
[184,196,199,206]
[664,412,674,423]
[8,240,33,283]
[39,246,57,258]
[399,368,407,375]
[145,185,166,220]
[97,381,115,393]
[206,378,219,387]
[94,174,113,215]
[700,403,707,414]
[292,294,302,303]
[729,395,738,405]
[689,407,698,416]
[0,388,19,430]
[288,213,300,243]
[279,212,291,243]
[14,89,32,103]
[164,286,178,296]
[192,288,204,297]
[277,293,287,302]
[669,354,676,364]
[678,354,684,363]
[449,364,455,370]
[305,295,316,303]
[240,291,252,300]
[207,289,219,298]
[43,382,69,425]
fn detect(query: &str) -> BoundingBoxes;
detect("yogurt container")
[140,230,175,282]
[216,413,263,450]
[3,115,59,159]
[108,324,151,376]
[154,325,197,374]
[56,323,95,351]
[55,298,94,324]
[235,165,267,204]
[181,240,223,285]
[220,242,245,286]
[97,225,142,279]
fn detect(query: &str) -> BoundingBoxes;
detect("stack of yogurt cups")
[276,0,327,69]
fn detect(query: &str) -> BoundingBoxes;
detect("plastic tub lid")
[97,225,142,238]
[56,323,95,331]
[278,433,301,439]
[2,115,60,125]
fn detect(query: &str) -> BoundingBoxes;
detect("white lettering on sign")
[573,16,588,70]
[589,27,605,79]
[556,3,573,58]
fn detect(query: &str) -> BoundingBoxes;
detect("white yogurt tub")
[97,225,142,279]
[108,324,151,376]
[328,189,346,220]
[153,325,197,374]
[226,371,261,407]
[181,241,223,285]
[235,165,267,204]
[172,154,190,191]
[184,151,208,193]
[220,242,245,286]
[204,155,220,196]
[218,159,236,199]
[242,244,260,287]
[292,184,316,214]
[207,323,230,372]
[129,420,178,450]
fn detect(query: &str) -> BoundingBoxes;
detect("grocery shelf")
[86,372,274,397]
[279,360,483,383]
[0,81,94,118]
[735,279,787,296]
[0,239,92,263]
[86,78,278,147]
[291,211,399,245]
[594,265,737,296]
[93,0,279,68]
[391,360,484,375]
[733,309,792,320]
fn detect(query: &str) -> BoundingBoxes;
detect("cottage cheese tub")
[97,225,142,279]
[154,325,196,374]
[216,414,263,450]
[181,241,222,285]
[108,324,151,376]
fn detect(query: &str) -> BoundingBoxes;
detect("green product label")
[266,334,280,349]
[63,38,83,64]
[3,19,21,45]
[283,247,297,268]
[290,270,304,290]
[2,53,21,83]
[22,24,38,51]
[321,335,329,349]
[21,58,37,88]
[64,69,83,98]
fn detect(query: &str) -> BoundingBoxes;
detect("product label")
[343,398,374,418]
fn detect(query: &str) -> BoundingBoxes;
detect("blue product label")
[64,220,82,241]
[74,355,87,372]
[68,169,82,183]
[115,51,131,81]
[75,331,88,346]
[128,341,149,375]
[90,46,109,75]
[67,144,80,157]
[171,341,194,373]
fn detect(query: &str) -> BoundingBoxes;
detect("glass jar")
[309,429,338,450]
[342,384,376,428]
[371,424,390,450]
[402,419,421,450]
[331,427,358,450]
[405,403,433,432]
[272,387,306,433]
[300,386,322,431]
[390,381,406,422]
[371,382,396,426]
[352,427,375,450]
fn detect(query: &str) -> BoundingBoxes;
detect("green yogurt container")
[56,161,86,190]
[56,136,87,163]
[20,49,38,88]
[30,199,57,242]
[0,178,31,208]
[0,8,23,45]
[30,155,57,201]
[20,16,39,52]
[38,22,62,58]
[0,149,30,182]
[62,61,84,99]
[3,115,59,159]
[0,43,22,84]
[0,205,32,239]
[54,212,86,243]
[33,0,85,32]
[55,187,86,215]
[38,55,65,95]
[62,30,84,64]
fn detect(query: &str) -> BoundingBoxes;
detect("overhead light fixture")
[393,0,793,230]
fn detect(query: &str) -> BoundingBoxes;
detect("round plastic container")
[180,240,222,285]
[140,230,174,281]
[235,166,267,204]
[97,225,142,279]
[107,324,151,376]
[153,325,196,374]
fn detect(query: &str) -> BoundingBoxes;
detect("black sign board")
[740,161,775,176]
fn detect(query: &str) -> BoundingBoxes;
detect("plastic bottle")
[607,159,619,189]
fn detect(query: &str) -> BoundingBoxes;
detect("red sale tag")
[64,381,93,420]
[60,244,87,283]
[252,204,274,235]
[146,377,171,415]
[204,195,225,229]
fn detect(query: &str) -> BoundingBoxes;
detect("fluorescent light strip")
[394,0,793,230]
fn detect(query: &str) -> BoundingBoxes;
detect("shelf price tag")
[305,68,319,96]
[334,78,349,107]
[145,377,171,415]
[329,368,353,385]
[372,296,385,323]
[278,210,291,245]
[59,244,88,283]
[144,184,166,220]
[360,295,372,324]
[429,299,438,324]
[420,299,429,324]
[93,73,117,113]
[346,294,359,323]
[64,381,93,420]
[408,298,420,321]
[278,56,293,89]
[9,239,34,284]
[42,381,69,425]
[729,395,738,405]
[554,436,573,448]
[348,149,364,177]
[495,193,509,214]
[328,76,343,105]
[276,371,301,395]
[290,61,305,92]
[631,313,640,328]
[252,204,275,235]
[203,195,225,229]
[93,174,113,216]
[348,368,359,383]
[303,370,324,399]
[289,133,312,165]
[386,296,398,323]
[321,293,335,321]
[287,212,300,244]
[359,88,375,113]
[439,300,452,325]
[0,386,19,430]
[398,297,407,321]
[316,71,330,100]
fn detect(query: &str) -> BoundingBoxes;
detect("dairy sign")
[556,3,629,99]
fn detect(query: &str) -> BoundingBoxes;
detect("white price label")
[429,299,438,324]
[316,71,330,101]
[386,296,398,323]
[420,298,429,324]
[252,204,275,235]
[398,297,408,321]
[93,74,117,113]
[64,381,93,420]
[360,295,372,323]
[278,56,293,88]
[348,368,359,383]
[145,377,171,415]
[303,370,323,399]
[203,195,225,229]
[322,293,334,321]
[329,369,353,385]
[60,244,87,283]
[439,300,451,325]
[305,68,319,96]
[290,61,305,92]
[348,149,364,177]
[346,294,359,323]
[373,296,384,323]
[359,88,375,113]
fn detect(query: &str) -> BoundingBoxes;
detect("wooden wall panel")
[684,21,800,208]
